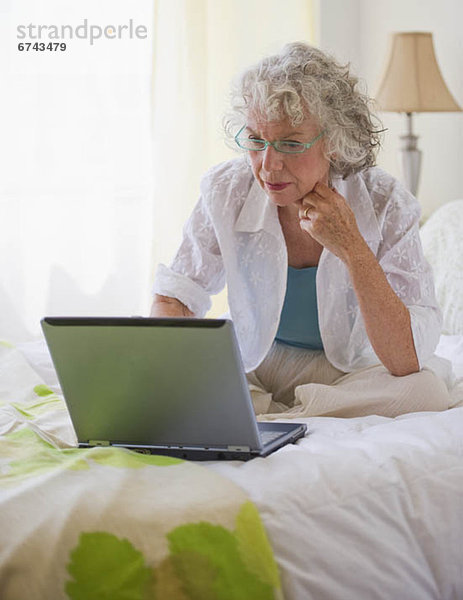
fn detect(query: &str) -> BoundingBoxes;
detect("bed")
[1,200,463,600]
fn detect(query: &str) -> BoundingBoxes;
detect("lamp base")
[399,133,422,197]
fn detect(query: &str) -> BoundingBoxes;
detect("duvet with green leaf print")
[0,342,283,600]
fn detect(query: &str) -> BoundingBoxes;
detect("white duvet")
[16,335,463,600]
[207,336,463,599]
[209,407,463,599]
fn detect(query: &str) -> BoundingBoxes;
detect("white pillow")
[420,200,463,335]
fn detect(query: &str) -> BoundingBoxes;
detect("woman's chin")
[272,193,309,210]
[265,188,297,206]
[268,195,294,207]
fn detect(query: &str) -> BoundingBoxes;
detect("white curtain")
[0,0,154,342]
[0,0,314,342]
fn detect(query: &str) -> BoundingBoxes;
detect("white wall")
[317,0,463,218]
[315,0,362,72]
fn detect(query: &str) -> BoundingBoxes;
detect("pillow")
[420,200,463,335]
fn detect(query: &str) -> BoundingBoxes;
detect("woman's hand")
[150,295,195,318]
[298,181,365,262]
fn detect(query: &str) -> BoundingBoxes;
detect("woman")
[151,42,450,418]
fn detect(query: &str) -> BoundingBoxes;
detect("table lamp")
[375,32,461,196]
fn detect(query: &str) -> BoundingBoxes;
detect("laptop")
[41,317,307,461]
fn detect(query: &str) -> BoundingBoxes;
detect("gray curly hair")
[224,42,383,178]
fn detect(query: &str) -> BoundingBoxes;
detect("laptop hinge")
[227,445,250,452]
[89,440,111,447]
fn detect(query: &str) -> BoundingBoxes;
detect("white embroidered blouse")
[153,157,442,373]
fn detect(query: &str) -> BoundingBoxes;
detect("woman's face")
[245,113,330,207]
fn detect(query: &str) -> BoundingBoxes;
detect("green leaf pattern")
[66,502,281,600]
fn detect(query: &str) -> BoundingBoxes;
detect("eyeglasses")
[234,125,325,154]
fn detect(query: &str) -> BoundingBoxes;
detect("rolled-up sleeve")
[152,195,225,317]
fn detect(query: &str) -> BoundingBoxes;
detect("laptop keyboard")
[260,430,284,444]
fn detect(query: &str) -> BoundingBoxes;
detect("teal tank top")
[275,266,324,350]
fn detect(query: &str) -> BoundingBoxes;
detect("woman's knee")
[406,368,450,411]
[331,364,450,416]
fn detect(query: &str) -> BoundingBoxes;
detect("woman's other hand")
[298,182,365,262]
[150,295,195,318]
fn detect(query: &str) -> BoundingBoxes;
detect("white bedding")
[209,407,463,599]
[15,334,463,599]
[207,335,463,599]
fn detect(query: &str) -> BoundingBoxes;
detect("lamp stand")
[399,112,422,197]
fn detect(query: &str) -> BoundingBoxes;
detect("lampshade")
[375,32,462,113]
